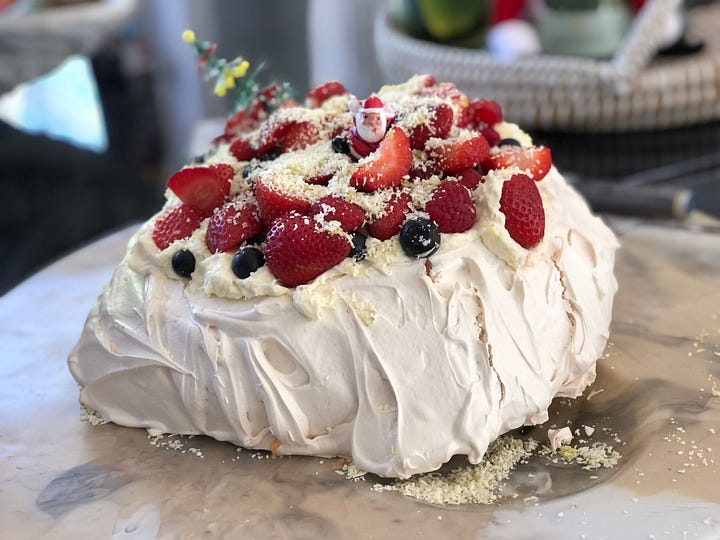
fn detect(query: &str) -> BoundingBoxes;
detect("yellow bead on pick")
[182,30,196,43]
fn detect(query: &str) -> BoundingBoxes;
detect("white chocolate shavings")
[372,437,537,505]
[540,441,622,470]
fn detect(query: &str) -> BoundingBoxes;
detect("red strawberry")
[459,100,503,129]
[407,103,454,150]
[167,165,232,216]
[152,204,205,250]
[499,174,545,248]
[427,134,490,174]
[455,168,483,190]
[255,118,292,155]
[311,195,366,232]
[265,212,350,287]
[305,173,333,185]
[306,81,348,108]
[280,121,320,152]
[254,177,312,226]
[205,201,263,253]
[349,126,412,192]
[408,160,443,181]
[229,137,257,161]
[484,145,552,181]
[367,192,413,240]
[481,126,501,147]
[211,163,235,182]
[425,181,476,233]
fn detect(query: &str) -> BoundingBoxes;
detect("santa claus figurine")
[333,95,394,160]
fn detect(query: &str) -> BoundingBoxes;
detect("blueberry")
[172,249,196,278]
[348,231,367,261]
[399,218,440,258]
[232,247,265,279]
[259,147,281,161]
[192,154,206,164]
[499,138,521,147]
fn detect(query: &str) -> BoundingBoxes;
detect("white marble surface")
[1,220,719,539]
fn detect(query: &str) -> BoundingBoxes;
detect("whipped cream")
[68,164,618,478]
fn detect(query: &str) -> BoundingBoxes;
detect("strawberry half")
[167,165,232,216]
[367,192,413,240]
[280,121,320,152]
[255,177,312,227]
[265,212,351,287]
[349,126,412,192]
[459,99,503,129]
[229,137,257,161]
[152,204,205,250]
[427,134,490,175]
[205,201,263,253]
[306,81,348,108]
[499,173,545,248]
[255,118,292,155]
[484,145,552,181]
[407,103,453,150]
[311,195,366,232]
[425,181,476,233]
[455,168,483,190]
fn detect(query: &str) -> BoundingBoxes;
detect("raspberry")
[459,99,503,129]
[425,181,476,233]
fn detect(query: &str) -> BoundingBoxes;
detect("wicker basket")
[374,0,720,132]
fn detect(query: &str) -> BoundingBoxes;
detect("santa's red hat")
[360,96,384,113]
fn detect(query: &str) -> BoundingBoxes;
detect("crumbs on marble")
[80,407,107,426]
[371,437,537,505]
[146,432,204,458]
[335,462,367,482]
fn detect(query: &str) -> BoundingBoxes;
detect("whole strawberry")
[152,204,205,250]
[499,174,545,249]
[367,192,413,240]
[425,181,476,233]
[264,212,351,287]
[205,201,263,253]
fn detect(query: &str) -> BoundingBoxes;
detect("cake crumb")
[372,437,537,505]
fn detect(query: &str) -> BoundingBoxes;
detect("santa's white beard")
[356,116,386,143]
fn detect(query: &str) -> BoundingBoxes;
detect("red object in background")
[631,0,647,13]
[490,0,525,24]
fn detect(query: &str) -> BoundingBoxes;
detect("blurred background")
[1,0,718,295]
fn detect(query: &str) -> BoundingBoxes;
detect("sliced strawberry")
[424,181,476,233]
[367,192,413,240]
[455,168,483,190]
[255,118,292,155]
[427,134,490,175]
[229,137,257,161]
[254,177,312,226]
[265,212,351,287]
[305,173,333,185]
[420,82,464,106]
[408,160,443,181]
[349,126,412,192]
[280,121,319,152]
[167,166,231,216]
[499,173,545,248]
[481,126,501,147]
[484,145,552,181]
[407,103,454,150]
[311,195,366,232]
[306,81,348,108]
[205,201,263,253]
[152,204,205,250]
[459,100,503,129]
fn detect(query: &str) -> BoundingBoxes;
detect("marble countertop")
[1,218,719,539]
